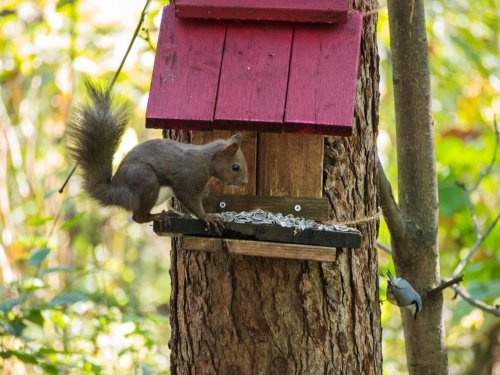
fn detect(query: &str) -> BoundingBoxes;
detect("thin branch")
[376,241,393,255]
[450,118,500,277]
[377,157,406,240]
[456,181,480,236]
[108,0,153,93]
[58,164,77,194]
[451,212,500,278]
[451,284,500,317]
[428,275,463,296]
[139,27,156,52]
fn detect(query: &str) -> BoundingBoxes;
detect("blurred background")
[0,0,498,373]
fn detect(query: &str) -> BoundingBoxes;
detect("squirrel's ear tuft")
[228,133,242,146]
[215,133,242,157]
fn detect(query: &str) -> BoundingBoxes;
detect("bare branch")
[428,275,463,296]
[452,212,500,278]
[456,181,481,236]
[108,0,153,92]
[450,120,500,277]
[451,284,500,317]
[376,241,393,255]
[377,158,406,240]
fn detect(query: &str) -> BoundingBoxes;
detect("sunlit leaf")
[60,212,85,230]
[21,278,46,292]
[39,266,78,276]
[28,247,51,267]
[0,294,28,312]
[49,292,87,306]
[27,216,54,227]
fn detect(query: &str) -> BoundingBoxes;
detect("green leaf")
[13,351,37,364]
[60,212,85,230]
[28,247,51,267]
[49,292,87,306]
[23,276,46,290]
[5,321,27,337]
[44,188,59,199]
[56,0,76,10]
[39,363,59,375]
[39,266,78,276]
[438,177,468,217]
[27,216,54,227]
[84,361,103,374]
[24,309,44,326]
[0,350,58,374]
[0,294,28,312]
[0,351,13,359]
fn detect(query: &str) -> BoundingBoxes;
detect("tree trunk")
[383,0,447,374]
[168,1,381,373]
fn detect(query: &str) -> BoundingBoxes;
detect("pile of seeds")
[215,208,359,234]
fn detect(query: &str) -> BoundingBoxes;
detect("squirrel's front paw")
[152,210,174,227]
[201,214,225,236]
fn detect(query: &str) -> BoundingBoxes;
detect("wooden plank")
[153,217,361,248]
[214,22,293,132]
[191,131,257,195]
[182,237,222,252]
[225,240,337,262]
[175,0,348,24]
[284,11,363,135]
[181,236,337,261]
[258,133,324,198]
[146,6,226,130]
[205,195,330,220]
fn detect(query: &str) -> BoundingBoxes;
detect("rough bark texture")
[385,0,446,374]
[168,1,381,373]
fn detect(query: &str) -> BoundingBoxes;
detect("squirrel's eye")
[231,163,241,172]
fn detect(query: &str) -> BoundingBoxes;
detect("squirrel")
[67,82,248,233]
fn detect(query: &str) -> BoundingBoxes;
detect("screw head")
[294,205,301,212]
[219,201,226,209]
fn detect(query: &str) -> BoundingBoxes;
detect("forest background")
[0,0,498,373]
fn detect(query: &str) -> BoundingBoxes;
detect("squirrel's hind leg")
[114,163,160,224]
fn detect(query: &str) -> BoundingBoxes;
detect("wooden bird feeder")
[147,0,363,261]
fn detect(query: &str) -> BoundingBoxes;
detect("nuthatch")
[386,270,422,319]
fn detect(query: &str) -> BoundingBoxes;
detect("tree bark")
[383,0,447,374]
[168,0,381,373]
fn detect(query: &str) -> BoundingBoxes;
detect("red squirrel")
[67,82,248,232]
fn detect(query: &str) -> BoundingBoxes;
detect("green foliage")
[0,247,169,373]
[0,0,170,373]
[378,0,499,373]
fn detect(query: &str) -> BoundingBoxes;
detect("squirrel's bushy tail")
[67,82,133,208]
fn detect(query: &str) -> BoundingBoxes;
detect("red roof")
[175,0,349,24]
[146,5,362,136]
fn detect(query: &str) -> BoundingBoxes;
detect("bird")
[386,270,423,319]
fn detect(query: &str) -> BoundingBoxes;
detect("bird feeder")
[146,0,363,260]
